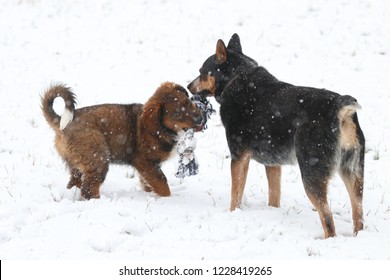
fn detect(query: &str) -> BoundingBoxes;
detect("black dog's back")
[220,67,354,167]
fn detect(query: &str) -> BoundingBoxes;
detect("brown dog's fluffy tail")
[41,83,77,132]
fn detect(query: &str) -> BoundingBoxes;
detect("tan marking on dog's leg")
[230,152,251,211]
[304,181,336,238]
[340,171,364,235]
[265,165,281,207]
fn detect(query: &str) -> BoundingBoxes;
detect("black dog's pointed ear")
[215,39,227,64]
[227,33,242,53]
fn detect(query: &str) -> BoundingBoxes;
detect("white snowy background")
[0,0,389,259]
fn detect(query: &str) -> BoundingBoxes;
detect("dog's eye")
[172,111,182,119]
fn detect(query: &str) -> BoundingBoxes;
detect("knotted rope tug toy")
[175,95,214,179]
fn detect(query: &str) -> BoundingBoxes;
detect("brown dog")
[41,82,203,199]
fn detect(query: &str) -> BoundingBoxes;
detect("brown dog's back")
[41,84,143,165]
[68,104,142,164]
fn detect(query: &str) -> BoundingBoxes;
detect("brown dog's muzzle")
[192,112,203,126]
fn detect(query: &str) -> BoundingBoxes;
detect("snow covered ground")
[0,0,389,260]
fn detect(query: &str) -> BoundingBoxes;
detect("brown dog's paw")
[81,187,101,200]
[154,188,171,197]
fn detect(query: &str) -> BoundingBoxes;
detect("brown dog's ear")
[215,39,227,64]
[174,84,189,97]
[141,99,162,134]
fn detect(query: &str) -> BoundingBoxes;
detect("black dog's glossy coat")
[188,34,365,238]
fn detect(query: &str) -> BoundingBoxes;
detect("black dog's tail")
[337,95,361,112]
[336,95,363,151]
[41,83,77,132]
[336,95,361,139]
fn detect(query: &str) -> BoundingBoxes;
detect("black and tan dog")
[188,34,365,238]
[42,82,203,199]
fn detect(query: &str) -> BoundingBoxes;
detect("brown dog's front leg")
[230,152,251,211]
[135,161,171,197]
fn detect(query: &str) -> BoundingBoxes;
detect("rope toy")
[175,95,214,178]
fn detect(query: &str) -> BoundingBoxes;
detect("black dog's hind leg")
[295,126,337,238]
[339,160,364,235]
[302,178,335,238]
[338,114,365,235]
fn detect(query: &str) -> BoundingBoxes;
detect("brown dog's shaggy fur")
[42,82,203,199]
